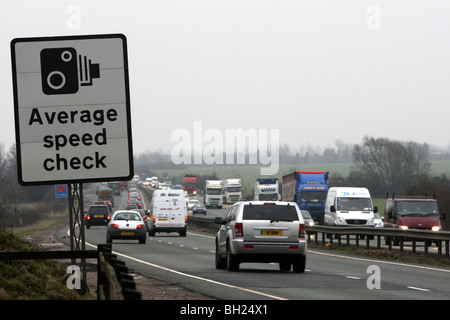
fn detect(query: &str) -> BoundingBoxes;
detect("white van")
[148,190,187,236]
[324,187,377,227]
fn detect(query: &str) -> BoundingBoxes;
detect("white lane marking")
[407,286,430,292]
[346,276,361,280]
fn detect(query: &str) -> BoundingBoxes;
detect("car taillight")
[185,215,188,223]
[299,224,305,239]
[87,216,91,220]
[137,224,144,229]
[107,216,111,220]
[113,224,119,229]
[235,223,243,237]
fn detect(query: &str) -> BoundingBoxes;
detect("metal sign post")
[68,183,87,288]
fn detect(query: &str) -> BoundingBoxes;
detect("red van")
[384,194,444,245]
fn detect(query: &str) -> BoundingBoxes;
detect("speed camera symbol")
[40,47,100,95]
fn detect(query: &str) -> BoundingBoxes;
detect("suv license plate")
[261,230,282,236]
[121,231,134,235]
[94,215,103,218]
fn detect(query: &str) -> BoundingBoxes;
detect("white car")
[187,199,200,210]
[374,212,384,228]
[106,210,147,244]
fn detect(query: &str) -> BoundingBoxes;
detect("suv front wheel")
[215,241,227,269]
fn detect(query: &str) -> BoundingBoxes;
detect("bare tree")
[352,136,431,193]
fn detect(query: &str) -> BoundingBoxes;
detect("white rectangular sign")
[11,34,133,185]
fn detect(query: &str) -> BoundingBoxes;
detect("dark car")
[94,200,112,212]
[192,203,207,215]
[85,205,110,229]
[127,199,142,210]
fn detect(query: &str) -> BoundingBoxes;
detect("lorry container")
[221,179,242,204]
[204,180,223,208]
[98,187,115,207]
[282,171,328,224]
[254,178,280,201]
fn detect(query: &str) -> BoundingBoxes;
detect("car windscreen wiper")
[270,219,295,223]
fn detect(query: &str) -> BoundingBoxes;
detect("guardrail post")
[446,241,449,257]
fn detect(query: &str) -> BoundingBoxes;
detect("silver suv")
[214,201,307,273]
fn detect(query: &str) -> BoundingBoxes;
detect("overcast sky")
[2,0,449,156]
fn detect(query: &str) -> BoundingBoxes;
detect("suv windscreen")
[243,204,299,221]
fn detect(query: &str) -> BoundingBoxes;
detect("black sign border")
[11,33,134,186]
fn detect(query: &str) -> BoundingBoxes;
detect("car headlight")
[432,226,440,232]
[308,221,315,227]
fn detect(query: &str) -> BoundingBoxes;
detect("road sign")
[11,34,133,186]
[56,184,68,198]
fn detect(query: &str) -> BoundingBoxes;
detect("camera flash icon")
[40,47,100,95]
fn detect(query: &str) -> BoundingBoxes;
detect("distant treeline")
[134,139,450,170]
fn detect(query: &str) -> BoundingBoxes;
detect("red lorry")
[183,174,197,195]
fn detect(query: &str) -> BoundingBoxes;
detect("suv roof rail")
[386,192,436,200]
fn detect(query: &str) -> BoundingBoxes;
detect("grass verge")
[0,212,96,300]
